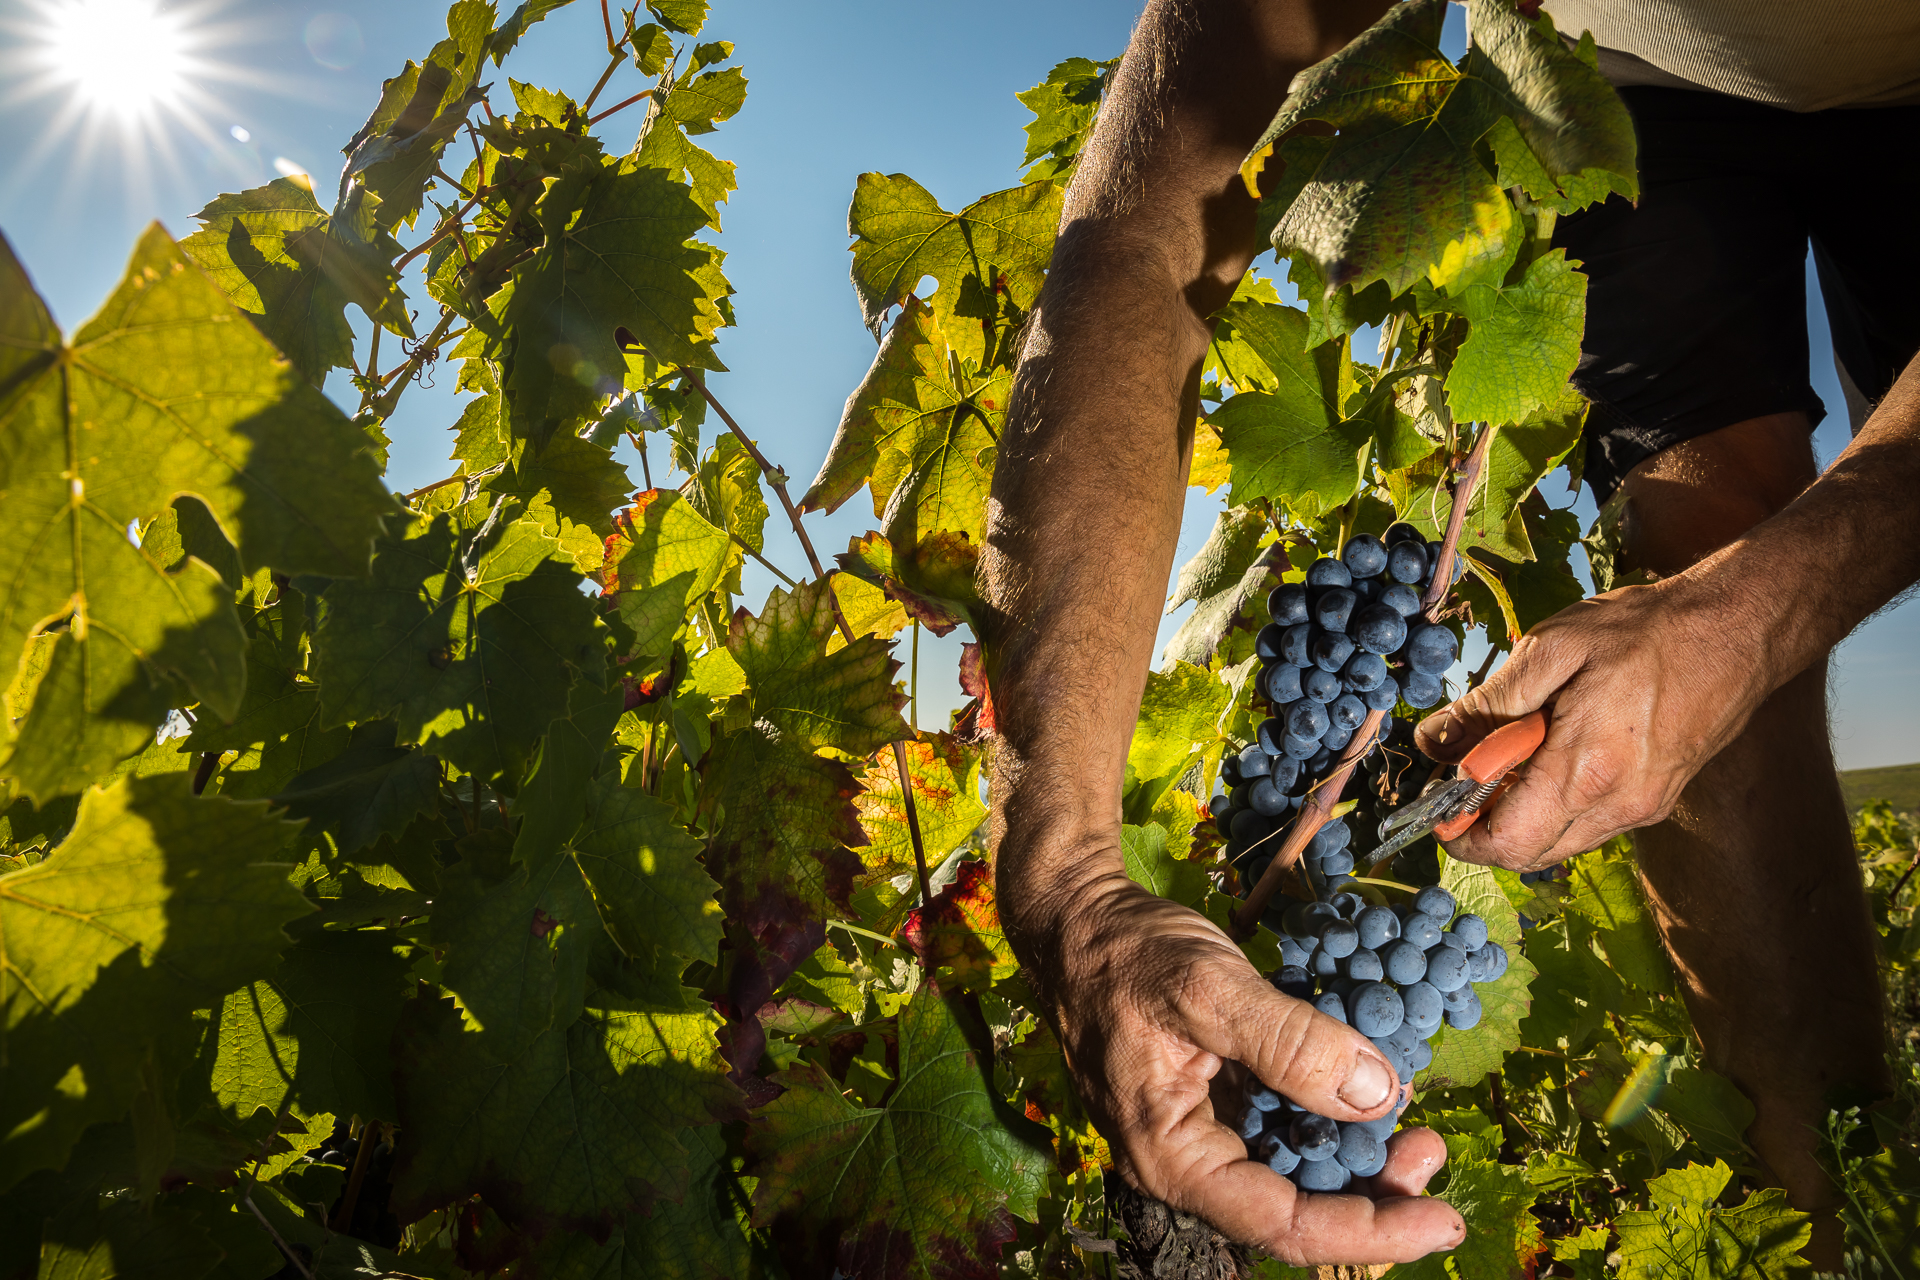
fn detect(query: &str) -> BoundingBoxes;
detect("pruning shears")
[1366,710,1549,867]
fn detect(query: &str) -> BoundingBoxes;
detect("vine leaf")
[1202,302,1370,519]
[312,506,606,781]
[1121,823,1210,911]
[1443,251,1587,428]
[602,489,734,665]
[1418,854,1538,1091]
[902,861,1016,992]
[749,984,1052,1280]
[1016,57,1120,185]
[391,992,740,1237]
[855,734,987,891]
[0,776,310,1189]
[836,531,979,638]
[1393,1158,1544,1280]
[200,926,412,1124]
[1162,506,1284,667]
[1562,843,1674,995]
[501,158,729,444]
[0,227,390,801]
[272,721,441,855]
[1612,1161,1810,1280]
[568,775,724,968]
[846,173,1061,360]
[729,578,909,758]
[1127,661,1229,815]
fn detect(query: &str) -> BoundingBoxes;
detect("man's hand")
[1023,863,1464,1264]
[1414,573,1774,869]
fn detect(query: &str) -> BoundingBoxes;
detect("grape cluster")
[1213,523,1462,891]
[1233,885,1509,1191]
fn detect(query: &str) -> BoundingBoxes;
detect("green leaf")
[648,0,708,35]
[500,159,729,444]
[603,489,734,665]
[34,1192,223,1280]
[853,733,988,895]
[1563,844,1674,993]
[1549,1223,1612,1280]
[846,174,1062,354]
[0,227,389,800]
[1391,1158,1541,1280]
[1015,57,1119,185]
[340,8,491,232]
[698,724,866,931]
[635,121,739,231]
[201,927,411,1123]
[1127,660,1230,809]
[522,1124,754,1280]
[272,721,440,855]
[568,775,723,967]
[391,992,740,1235]
[1162,507,1284,667]
[487,0,577,64]
[1121,823,1210,910]
[729,578,908,758]
[1658,1065,1757,1163]
[1205,303,1368,517]
[0,776,310,1188]
[835,530,980,639]
[659,66,747,136]
[1418,853,1538,1090]
[488,430,634,551]
[1842,1144,1920,1276]
[313,507,607,781]
[1613,1160,1811,1279]
[749,984,1052,1278]
[1444,251,1587,428]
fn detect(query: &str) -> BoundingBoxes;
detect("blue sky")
[2,0,1913,770]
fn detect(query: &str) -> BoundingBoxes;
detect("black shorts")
[1552,87,1920,502]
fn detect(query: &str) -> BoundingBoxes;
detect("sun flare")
[39,0,193,118]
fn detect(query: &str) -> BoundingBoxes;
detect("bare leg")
[1616,412,1888,1263]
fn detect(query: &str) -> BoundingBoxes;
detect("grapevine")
[0,1,1917,1278]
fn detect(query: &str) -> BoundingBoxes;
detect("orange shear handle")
[1430,709,1549,842]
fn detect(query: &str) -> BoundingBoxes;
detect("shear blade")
[1367,777,1477,867]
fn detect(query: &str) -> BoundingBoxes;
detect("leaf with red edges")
[901,861,1015,992]
[956,643,995,738]
[856,734,986,888]
[837,531,978,637]
[748,983,1051,1280]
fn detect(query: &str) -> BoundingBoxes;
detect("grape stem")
[1229,421,1493,939]
[683,372,937,915]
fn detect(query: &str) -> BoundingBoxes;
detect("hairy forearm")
[1692,353,1920,697]
[982,0,1390,967]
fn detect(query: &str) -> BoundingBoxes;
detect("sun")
[38,0,193,118]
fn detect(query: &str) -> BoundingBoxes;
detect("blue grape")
[1269,583,1309,626]
[1309,946,1341,978]
[1324,873,1357,897]
[1279,937,1311,968]
[1238,743,1272,777]
[1364,677,1402,711]
[1306,558,1352,589]
[1400,912,1442,949]
[1273,965,1314,998]
[1329,693,1366,732]
[1307,745,1333,772]
[1256,623,1286,661]
[1370,1036,1414,1086]
[1321,724,1353,753]
[1260,1130,1302,1174]
[1239,1108,1267,1140]
[1284,732,1321,760]
[1249,779,1289,816]
[1358,1111,1399,1141]
[1291,1113,1340,1161]
[1295,1156,1352,1191]
[1402,670,1444,708]
[1426,540,1465,585]
[1311,630,1356,673]
[1313,990,1348,1023]
[1356,906,1401,950]
[1351,575,1380,602]
[1247,854,1273,886]
[1434,931,1467,955]
[1319,918,1359,959]
[1440,982,1476,1014]
[1387,540,1428,585]
[1342,534,1389,578]
[1266,662,1306,705]
[1342,650,1388,692]
[1409,1036,1433,1070]
[1450,913,1488,950]
[1286,700,1330,740]
[1215,806,1236,837]
[1473,940,1509,981]
[1268,755,1301,792]
[1331,891,1367,919]
[1310,821,1351,855]
[1351,603,1409,655]
[1385,1021,1421,1062]
[1248,1082,1282,1111]
[1348,981,1405,1037]
[1424,945,1469,993]
[1401,981,1443,1034]
[1382,939,1428,985]
[1407,623,1458,675]
[1304,667,1342,703]
[1315,587,1358,632]
[1320,849,1355,876]
[1380,582,1422,618]
[1384,522,1422,547]
[1282,623,1313,666]
[1341,947,1383,982]
[1230,809,1269,843]
[1336,1122,1387,1176]
[1413,886,1456,922]
[1445,989,1483,1030]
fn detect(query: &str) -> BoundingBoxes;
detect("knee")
[1616,411,1818,576]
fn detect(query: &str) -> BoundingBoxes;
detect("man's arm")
[1419,354,1920,865]
[981,0,1465,1261]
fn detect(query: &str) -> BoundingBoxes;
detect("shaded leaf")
[1121,823,1209,910]
[569,775,723,967]
[729,578,908,758]
[903,860,1017,992]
